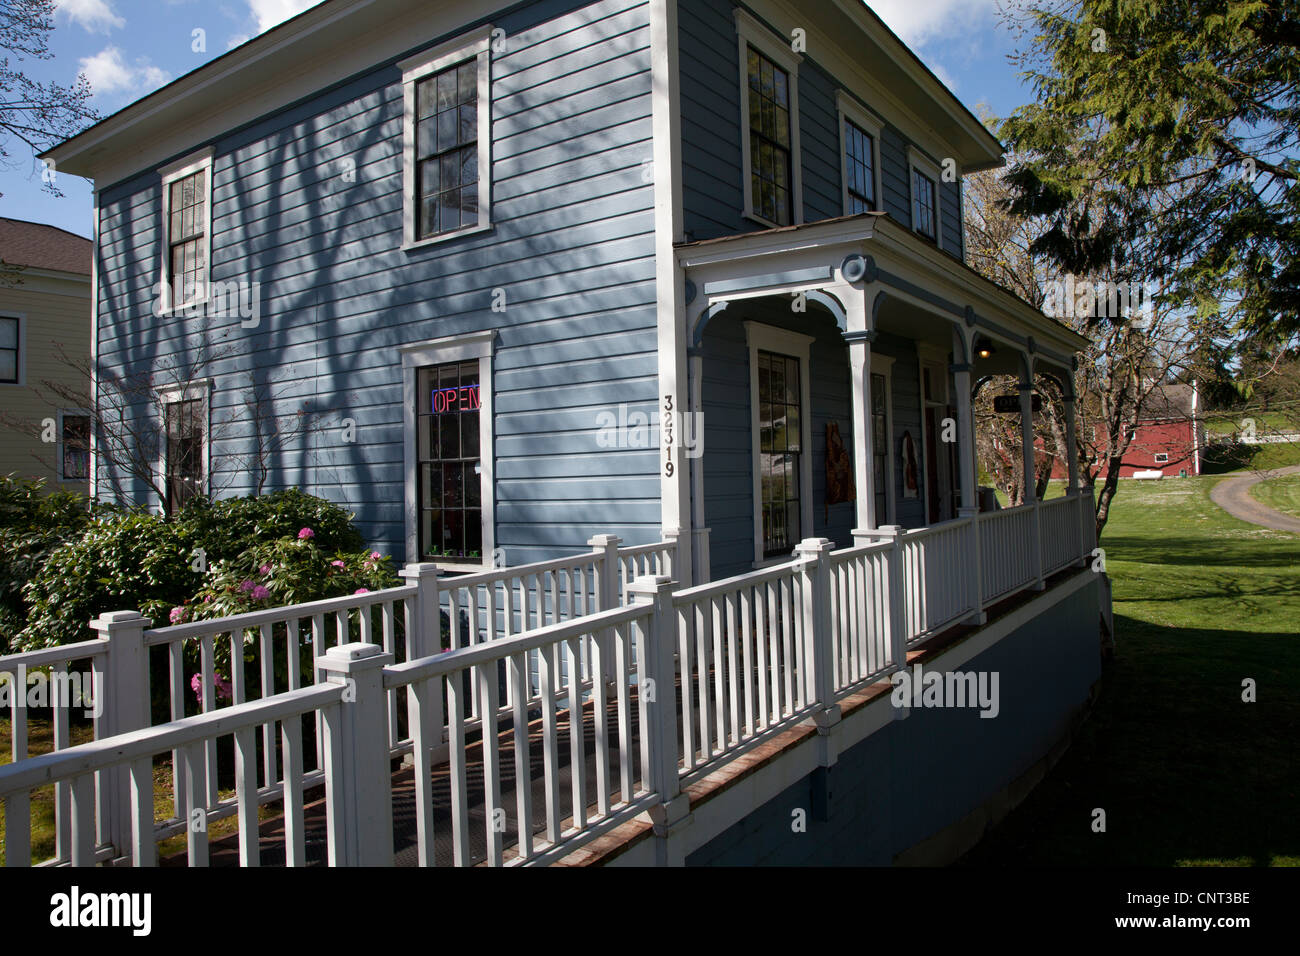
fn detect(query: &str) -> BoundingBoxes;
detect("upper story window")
[0,315,20,384]
[400,26,494,249]
[735,9,802,229]
[158,148,214,312]
[908,147,943,247]
[836,92,883,216]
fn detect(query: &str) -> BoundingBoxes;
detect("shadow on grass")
[1102,534,1300,570]
[959,613,1300,866]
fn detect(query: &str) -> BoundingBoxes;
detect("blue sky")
[1,0,1030,239]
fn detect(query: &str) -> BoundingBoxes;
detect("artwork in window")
[758,349,801,556]
[747,46,793,226]
[912,168,936,240]
[825,421,854,516]
[0,316,20,383]
[62,415,90,480]
[417,360,483,560]
[415,60,478,239]
[902,431,920,499]
[845,120,875,213]
[165,398,204,514]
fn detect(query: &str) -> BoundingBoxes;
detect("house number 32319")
[663,394,675,477]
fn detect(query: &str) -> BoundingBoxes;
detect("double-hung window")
[60,412,90,481]
[736,9,802,228]
[746,322,813,565]
[400,26,493,247]
[836,92,883,216]
[908,146,943,246]
[159,384,209,514]
[0,315,20,384]
[159,149,214,311]
[402,331,494,566]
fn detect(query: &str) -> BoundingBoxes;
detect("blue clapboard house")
[45,0,1091,586]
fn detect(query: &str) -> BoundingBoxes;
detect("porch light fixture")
[975,337,996,360]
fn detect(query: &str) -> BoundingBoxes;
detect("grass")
[963,476,1300,866]
[0,711,276,865]
[1203,410,1297,438]
[1250,474,1300,519]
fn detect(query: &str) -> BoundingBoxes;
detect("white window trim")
[0,312,25,387]
[1153,452,1169,464]
[907,145,943,249]
[400,25,494,251]
[870,353,897,525]
[736,8,803,230]
[158,147,215,314]
[57,408,91,483]
[156,379,213,510]
[745,321,814,567]
[836,91,883,216]
[401,330,495,569]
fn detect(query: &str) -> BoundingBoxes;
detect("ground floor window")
[163,395,205,513]
[402,330,495,566]
[745,321,814,565]
[417,360,483,560]
[61,412,90,480]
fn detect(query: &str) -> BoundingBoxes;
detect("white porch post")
[846,330,877,531]
[1019,374,1046,590]
[688,350,710,585]
[1064,394,1081,495]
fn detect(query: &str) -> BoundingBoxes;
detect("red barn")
[1047,383,1204,479]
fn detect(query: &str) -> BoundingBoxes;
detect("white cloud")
[867,0,995,48]
[78,46,170,99]
[227,33,251,50]
[57,0,125,34]
[246,0,323,34]
[930,61,959,93]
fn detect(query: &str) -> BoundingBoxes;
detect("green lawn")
[1250,473,1300,519]
[963,476,1300,866]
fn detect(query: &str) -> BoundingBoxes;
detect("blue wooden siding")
[873,333,926,530]
[94,0,661,563]
[698,303,919,580]
[679,0,966,258]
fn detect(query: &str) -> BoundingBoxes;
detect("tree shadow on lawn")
[1103,534,1300,570]
[959,613,1300,866]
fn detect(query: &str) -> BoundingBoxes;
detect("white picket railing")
[978,504,1038,603]
[825,540,896,692]
[670,559,814,779]
[0,494,1097,867]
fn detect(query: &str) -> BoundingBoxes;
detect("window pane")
[0,318,16,350]
[0,351,16,382]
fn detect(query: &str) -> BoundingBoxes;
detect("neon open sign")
[432,384,481,414]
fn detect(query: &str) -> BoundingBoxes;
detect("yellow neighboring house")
[0,217,92,491]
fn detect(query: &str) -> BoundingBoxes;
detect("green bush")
[0,475,98,653]
[13,489,373,653]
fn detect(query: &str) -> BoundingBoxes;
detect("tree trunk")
[1094,456,1124,540]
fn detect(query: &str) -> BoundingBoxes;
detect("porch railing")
[0,491,1098,867]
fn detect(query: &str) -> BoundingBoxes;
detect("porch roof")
[675,213,1092,371]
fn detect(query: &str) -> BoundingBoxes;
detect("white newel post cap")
[317,642,392,675]
[90,610,151,633]
[399,562,443,580]
[794,537,835,556]
[628,574,673,599]
[588,533,622,547]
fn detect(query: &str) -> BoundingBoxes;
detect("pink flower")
[213,673,233,702]
[169,605,187,625]
[190,673,202,698]
[238,579,255,593]
[203,594,214,603]
[331,560,346,568]
[370,551,382,561]
[354,587,369,595]
[297,527,314,540]
[259,564,272,575]
[250,584,270,601]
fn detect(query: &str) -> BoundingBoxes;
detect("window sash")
[165,398,204,513]
[0,317,18,383]
[414,60,479,240]
[845,121,876,213]
[758,349,802,556]
[62,415,90,480]
[913,169,937,240]
[416,359,484,560]
[747,46,793,226]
